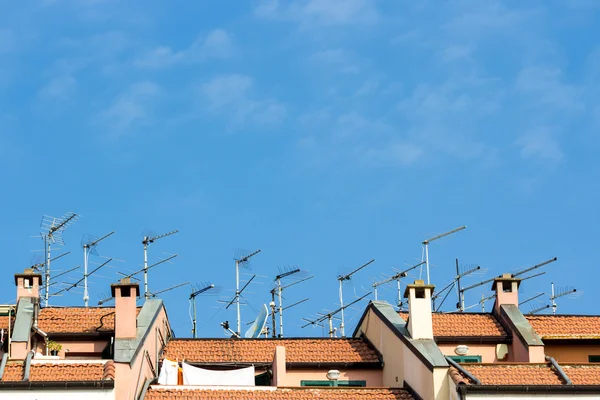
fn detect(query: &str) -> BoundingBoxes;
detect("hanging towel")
[158,358,179,385]
[182,362,255,386]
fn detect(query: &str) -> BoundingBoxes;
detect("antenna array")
[302,292,371,337]
[82,231,115,307]
[189,283,216,338]
[142,230,179,299]
[422,226,466,285]
[233,249,261,337]
[337,259,374,337]
[271,267,312,338]
[372,261,425,308]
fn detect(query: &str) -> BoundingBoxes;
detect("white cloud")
[515,66,584,113]
[199,74,286,128]
[98,82,160,137]
[364,142,423,166]
[516,127,564,162]
[255,0,378,27]
[134,29,235,69]
[38,75,77,101]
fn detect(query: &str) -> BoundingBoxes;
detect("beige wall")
[437,343,500,363]
[35,339,109,358]
[545,344,600,363]
[282,369,383,387]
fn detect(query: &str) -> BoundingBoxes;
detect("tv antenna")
[52,259,112,297]
[148,282,189,298]
[422,226,466,285]
[520,292,545,307]
[302,292,371,337]
[550,282,578,315]
[270,274,312,338]
[31,251,70,272]
[271,267,312,338]
[432,260,480,312]
[338,259,374,337]
[233,249,261,337]
[82,231,115,307]
[528,303,551,315]
[372,261,425,308]
[40,212,79,306]
[189,283,216,338]
[41,265,81,297]
[142,230,179,299]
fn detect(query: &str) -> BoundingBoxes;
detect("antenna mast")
[234,249,261,337]
[82,231,115,307]
[142,230,178,299]
[272,270,312,338]
[550,282,577,315]
[422,226,466,285]
[189,283,215,338]
[338,259,374,337]
[302,292,371,337]
[40,212,79,307]
[372,261,425,307]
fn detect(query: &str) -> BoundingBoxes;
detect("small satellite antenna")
[189,283,216,338]
[40,212,79,306]
[233,249,261,337]
[272,267,312,338]
[422,226,466,285]
[372,261,425,308]
[302,292,371,337]
[82,231,115,307]
[245,304,269,338]
[337,259,374,337]
[142,230,179,299]
[550,282,578,315]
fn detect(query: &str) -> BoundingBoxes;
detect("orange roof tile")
[0,314,14,332]
[1,362,111,382]
[38,307,141,334]
[399,312,507,338]
[145,388,413,399]
[461,364,564,385]
[162,339,380,364]
[561,365,600,385]
[526,315,600,339]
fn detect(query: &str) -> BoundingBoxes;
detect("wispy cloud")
[198,74,286,128]
[134,29,235,69]
[97,81,160,138]
[516,127,564,162]
[38,75,77,101]
[515,66,584,113]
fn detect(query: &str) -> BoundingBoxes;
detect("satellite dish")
[245,304,268,338]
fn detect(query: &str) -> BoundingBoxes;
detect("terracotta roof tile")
[0,314,14,332]
[526,315,600,339]
[1,362,108,382]
[38,307,141,334]
[163,339,380,364]
[561,365,600,385]
[461,364,564,385]
[145,388,413,399]
[399,312,507,338]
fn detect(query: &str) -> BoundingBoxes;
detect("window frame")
[301,380,366,387]
[448,355,482,363]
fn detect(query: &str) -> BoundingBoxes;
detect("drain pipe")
[23,351,35,381]
[446,356,481,385]
[0,352,8,380]
[546,356,572,385]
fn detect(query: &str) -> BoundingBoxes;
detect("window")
[301,380,366,387]
[449,355,482,363]
[589,356,600,363]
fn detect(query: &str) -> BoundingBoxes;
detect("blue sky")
[1,0,600,338]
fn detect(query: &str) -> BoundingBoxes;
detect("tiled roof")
[460,364,564,385]
[38,307,141,334]
[561,365,600,385]
[162,339,381,364]
[399,312,507,338]
[1,362,113,382]
[0,313,14,332]
[526,315,600,339]
[145,388,413,399]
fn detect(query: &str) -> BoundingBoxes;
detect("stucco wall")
[282,369,383,387]
[545,344,600,363]
[437,344,501,363]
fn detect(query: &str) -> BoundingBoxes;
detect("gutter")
[435,336,511,345]
[546,356,572,385]
[0,353,8,380]
[23,351,34,381]
[286,362,383,370]
[0,380,115,390]
[137,377,156,400]
[445,356,481,385]
[458,384,600,395]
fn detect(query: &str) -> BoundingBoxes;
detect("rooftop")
[145,387,414,399]
[399,312,507,339]
[525,315,600,339]
[561,365,600,385]
[38,306,141,334]
[460,364,564,385]
[0,361,114,382]
[162,338,381,364]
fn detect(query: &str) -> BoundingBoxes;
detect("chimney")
[403,280,435,339]
[492,274,521,314]
[14,269,42,301]
[111,278,139,339]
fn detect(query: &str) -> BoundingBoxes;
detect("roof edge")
[458,384,600,395]
[286,362,383,370]
[0,380,114,390]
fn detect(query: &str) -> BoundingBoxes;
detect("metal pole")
[278,278,284,338]
[236,260,241,336]
[424,242,430,285]
[192,297,197,338]
[551,282,556,315]
[396,279,401,309]
[339,280,345,337]
[374,286,378,300]
[456,259,463,312]
[45,239,51,307]
[83,247,89,307]
[143,242,149,299]
[271,291,277,338]
[328,315,333,338]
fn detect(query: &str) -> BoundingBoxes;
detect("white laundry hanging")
[158,358,179,385]
[182,362,255,386]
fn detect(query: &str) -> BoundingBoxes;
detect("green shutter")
[301,380,366,387]
[301,381,333,387]
[449,355,482,363]
[589,355,600,363]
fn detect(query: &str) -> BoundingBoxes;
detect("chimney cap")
[491,273,522,290]
[110,278,140,297]
[14,269,42,285]
[403,279,435,298]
